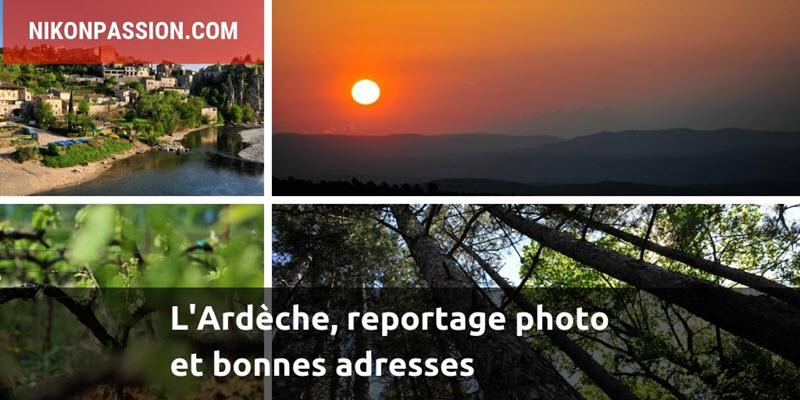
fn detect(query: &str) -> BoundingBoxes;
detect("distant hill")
[522,128,800,157]
[273,132,561,158]
[494,107,628,138]
[430,179,800,196]
[273,129,800,194]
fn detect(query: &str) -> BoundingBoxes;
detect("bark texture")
[459,241,639,400]
[547,205,800,308]
[391,205,584,400]
[487,205,800,366]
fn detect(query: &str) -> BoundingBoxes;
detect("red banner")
[3,0,263,64]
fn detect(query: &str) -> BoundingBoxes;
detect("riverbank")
[0,123,193,195]
[1,124,259,196]
[0,140,149,195]
[237,128,264,163]
[40,125,264,196]
[162,124,219,145]
[0,125,214,195]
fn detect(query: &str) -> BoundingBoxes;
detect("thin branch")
[446,208,485,256]
[581,205,596,241]
[0,229,49,248]
[500,244,543,311]
[640,205,661,260]
[422,204,441,235]
[371,216,405,237]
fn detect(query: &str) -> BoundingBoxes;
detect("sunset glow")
[275,0,800,136]
[352,79,380,105]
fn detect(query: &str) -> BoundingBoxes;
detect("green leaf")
[67,205,115,265]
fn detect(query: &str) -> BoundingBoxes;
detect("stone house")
[159,76,177,88]
[103,64,151,80]
[33,94,65,116]
[114,89,138,105]
[141,78,162,91]
[84,94,115,104]
[177,73,194,88]
[72,75,104,85]
[0,82,30,117]
[0,82,31,102]
[162,87,190,96]
[49,88,72,102]
[200,106,218,121]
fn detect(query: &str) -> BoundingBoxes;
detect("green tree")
[77,99,90,115]
[271,204,800,400]
[242,103,256,123]
[78,115,95,135]
[33,101,55,128]
[65,113,78,130]
[102,77,117,95]
[128,81,145,96]
[227,104,243,123]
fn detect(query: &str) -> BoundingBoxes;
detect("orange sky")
[274,1,800,136]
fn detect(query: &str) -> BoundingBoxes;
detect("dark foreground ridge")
[274,177,800,196]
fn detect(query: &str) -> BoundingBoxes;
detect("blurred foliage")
[0,204,264,288]
[0,204,264,398]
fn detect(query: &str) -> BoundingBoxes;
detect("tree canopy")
[273,204,800,400]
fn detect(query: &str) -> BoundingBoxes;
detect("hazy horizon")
[274,125,800,137]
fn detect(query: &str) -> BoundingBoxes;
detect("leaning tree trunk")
[546,205,800,308]
[487,205,800,366]
[458,241,638,400]
[390,205,583,400]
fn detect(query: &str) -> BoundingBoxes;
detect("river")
[40,126,264,196]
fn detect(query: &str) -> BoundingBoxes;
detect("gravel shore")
[238,128,264,163]
[0,141,149,195]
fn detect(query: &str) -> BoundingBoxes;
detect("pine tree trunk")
[546,205,800,308]
[488,205,800,366]
[391,205,584,400]
[458,240,638,400]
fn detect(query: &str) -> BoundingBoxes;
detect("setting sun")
[352,79,380,105]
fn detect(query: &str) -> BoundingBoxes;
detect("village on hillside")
[0,62,264,195]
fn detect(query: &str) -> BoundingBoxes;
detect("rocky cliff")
[192,64,264,116]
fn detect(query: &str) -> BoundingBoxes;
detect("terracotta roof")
[0,82,24,89]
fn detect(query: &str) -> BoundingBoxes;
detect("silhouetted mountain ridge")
[273,128,800,194]
[273,132,562,158]
[524,128,800,157]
